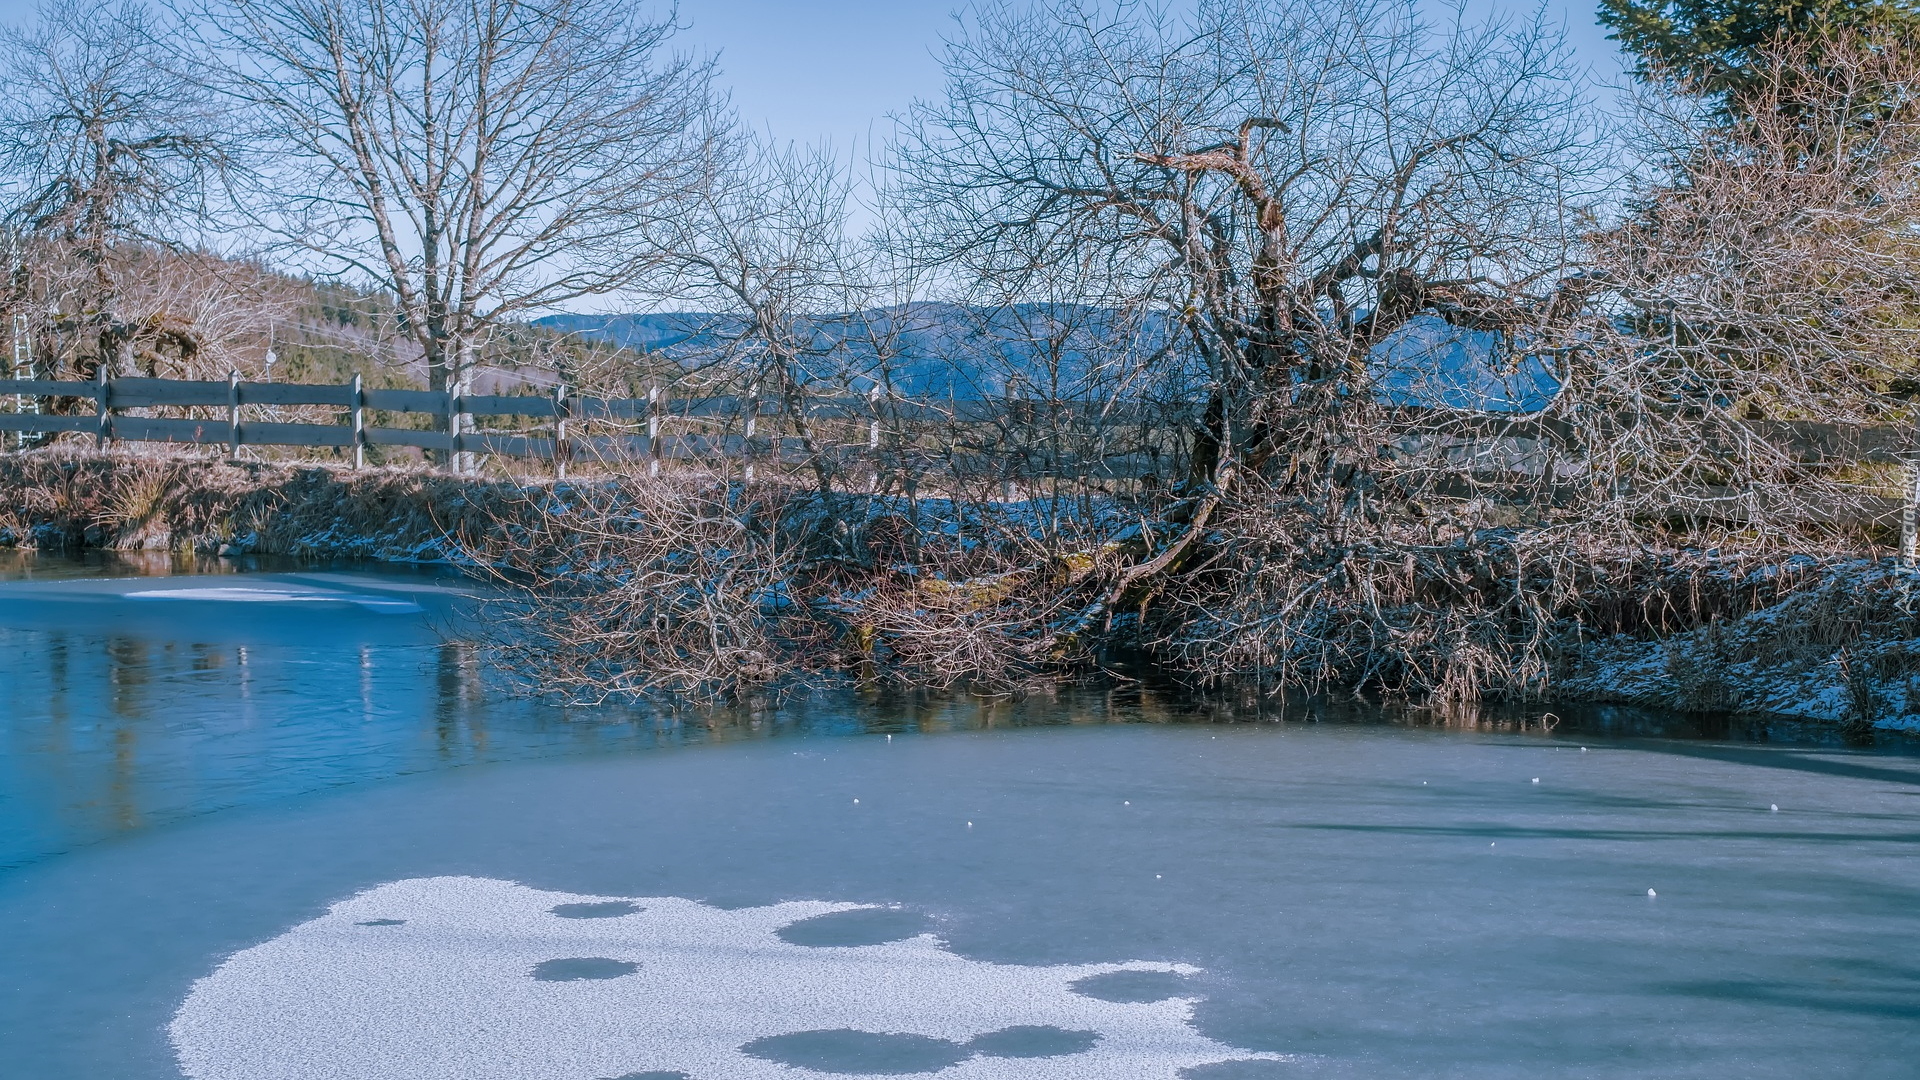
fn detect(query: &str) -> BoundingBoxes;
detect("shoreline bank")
[4,446,1916,737]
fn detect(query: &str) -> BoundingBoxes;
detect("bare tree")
[894,0,1604,534]
[0,0,222,378]
[889,0,1609,684]
[179,0,725,461]
[633,135,869,498]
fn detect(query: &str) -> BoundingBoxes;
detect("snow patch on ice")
[171,875,1287,1080]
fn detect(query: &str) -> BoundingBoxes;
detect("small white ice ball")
[1531,778,1541,784]
[1770,804,1779,812]
[1647,889,1657,897]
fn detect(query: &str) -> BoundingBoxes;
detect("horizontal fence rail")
[0,373,1201,481]
[2,374,1917,497]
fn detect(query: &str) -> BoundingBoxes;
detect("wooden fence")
[3,370,1916,489]
[0,371,1189,481]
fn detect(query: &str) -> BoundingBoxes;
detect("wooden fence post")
[10,313,33,450]
[742,382,760,482]
[227,369,241,457]
[867,386,882,493]
[450,376,470,476]
[349,373,365,469]
[93,366,110,449]
[552,383,569,480]
[1904,456,1920,566]
[646,385,661,478]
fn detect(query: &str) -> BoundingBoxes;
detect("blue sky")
[0,0,1631,152]
[680,0,1629,151]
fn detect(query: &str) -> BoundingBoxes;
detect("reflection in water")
[358,645,372,725]
[109,636,149,719]
[0,558,552,867]
[434,643,488,759]
[43,632,70,759]
[0,549,268,581]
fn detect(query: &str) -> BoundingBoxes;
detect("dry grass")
[1555,559,1920,728]
[1133,474,1869,709]
[0,445,531,558]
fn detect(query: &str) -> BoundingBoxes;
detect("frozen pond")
[2,554,1918,1079]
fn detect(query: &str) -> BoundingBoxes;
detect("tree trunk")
[423,332,456,468]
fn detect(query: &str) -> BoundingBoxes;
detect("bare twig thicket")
[463,466,1116,702]
[1576,33,1920,540]
[1126,39,1920,704]
[886,0,1609,701]
[1157,32,1920,704]
[466,475,825,702]
[879,10,1917,706]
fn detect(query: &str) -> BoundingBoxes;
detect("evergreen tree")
[1599,0,1920,107]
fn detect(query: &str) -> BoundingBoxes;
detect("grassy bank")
[1558,559,1920,734]
[0,446,527,560]
[3,448,1915,736]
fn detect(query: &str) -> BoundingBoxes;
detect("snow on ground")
[1560,560,1920,732]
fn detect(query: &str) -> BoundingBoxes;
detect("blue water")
[0,552,999,870]
[1,553,1918,1079]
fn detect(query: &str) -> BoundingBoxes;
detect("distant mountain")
[537,311,742,355]
[1371,314,1557,412]
[535,303,1175,400]
[534,303,1556,412]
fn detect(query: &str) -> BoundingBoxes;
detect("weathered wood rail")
[0,372,1194,480]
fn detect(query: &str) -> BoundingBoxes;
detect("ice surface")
[126,586,422,613]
